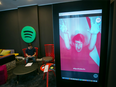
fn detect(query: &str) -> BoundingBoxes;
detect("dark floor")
[0,60,56,87]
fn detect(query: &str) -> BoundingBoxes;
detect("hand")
[87,17,101,34]
[27,55,31,57]
[59,19,68,33]
[32,55,35,57]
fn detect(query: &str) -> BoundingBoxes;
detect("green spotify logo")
[21,26,36,43]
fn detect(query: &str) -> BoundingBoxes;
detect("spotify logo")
[21,26,36,43]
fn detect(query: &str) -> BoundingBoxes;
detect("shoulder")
[26,48,28,52]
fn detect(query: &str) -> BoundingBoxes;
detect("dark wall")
[18,5,40,56]
[38,5,53,57]
[0,10,21,53]
[0,5,53,58]
[108,1,116,87]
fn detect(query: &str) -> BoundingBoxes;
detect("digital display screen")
[59,9,102,82]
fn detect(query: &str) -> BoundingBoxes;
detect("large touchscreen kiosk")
[59,9,102,82]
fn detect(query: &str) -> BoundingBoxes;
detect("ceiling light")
[0,1,2,5]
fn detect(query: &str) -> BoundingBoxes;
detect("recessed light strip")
[0,8,17,12]
[17,4,38,8]
[38,0,81,6]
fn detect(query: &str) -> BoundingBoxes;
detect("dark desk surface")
[13,63,38,75]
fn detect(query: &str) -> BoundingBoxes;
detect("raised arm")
[88,17,101,50]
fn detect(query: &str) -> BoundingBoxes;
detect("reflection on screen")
[59,9,102,82]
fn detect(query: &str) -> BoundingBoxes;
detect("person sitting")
[25,43,36,63]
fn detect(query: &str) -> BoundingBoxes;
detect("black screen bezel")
[53,1,110,87]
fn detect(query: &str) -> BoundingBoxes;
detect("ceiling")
[0,0,79,11]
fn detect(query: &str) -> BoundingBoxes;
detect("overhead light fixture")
[0,1,2,5]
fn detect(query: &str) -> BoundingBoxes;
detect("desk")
[13,63,38,83]
[40,63,55,87]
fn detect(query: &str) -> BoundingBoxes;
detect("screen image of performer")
[60,16,101,73]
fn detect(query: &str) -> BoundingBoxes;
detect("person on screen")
[60,16,101,72]
[25,43,36,63]
[71,32,100,65]
[72,17,101,66]
[71,34,84,52]
[60,16,101,51]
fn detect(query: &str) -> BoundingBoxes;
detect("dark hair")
[28,43,32,47]
[72,34,85,44]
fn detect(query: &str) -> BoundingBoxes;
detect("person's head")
[72,34,85,52]
[28,43,33,49]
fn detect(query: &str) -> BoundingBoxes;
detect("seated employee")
[25,43,36,63]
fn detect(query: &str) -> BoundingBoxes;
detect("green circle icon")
[21,26,36,43]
